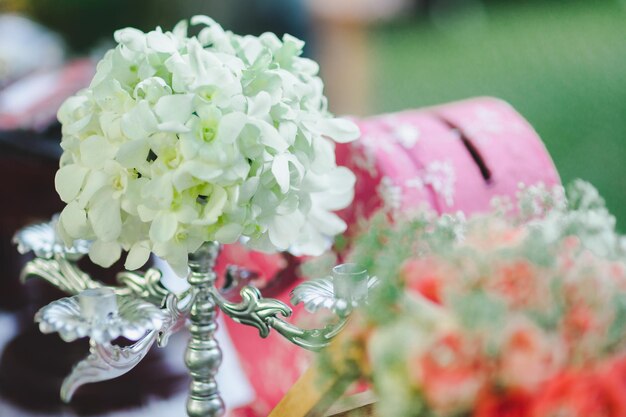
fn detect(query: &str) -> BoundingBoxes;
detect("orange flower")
[498,320,564,392]
[530,370,626,417]
[413,332,486,415]
[401,258,447,304]
[489,260,542,309]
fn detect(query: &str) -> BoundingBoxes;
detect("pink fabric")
[223,97,560,416]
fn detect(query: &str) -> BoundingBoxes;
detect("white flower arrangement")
[54,16,360,276]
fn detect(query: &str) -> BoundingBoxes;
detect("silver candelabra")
[13,216,377,417]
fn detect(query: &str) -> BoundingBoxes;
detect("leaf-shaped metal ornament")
[21,256,102,295]
[35,292,166,344]
[157,292,191,347]
[13,216,90,260]
[211,286,292,338]
[290,272,380,315]
[117,268,172,306]
[15,216,99,295]
[265,315,349,352]
[290,277,342,314]
[60,333,158,402]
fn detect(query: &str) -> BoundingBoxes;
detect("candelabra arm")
[265,315,349,352]
[61,331,159,402]
[116,268,173,306]
[212,263,377,352]
[211,284,349,352]
[210,285,292,338]
[20,254,102,295]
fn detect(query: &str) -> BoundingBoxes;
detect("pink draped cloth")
[220,97,560,416]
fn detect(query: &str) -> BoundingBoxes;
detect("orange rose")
[497,320,564,391]
[489,260,543,309]
[401,257,447,304]
[414,332,486,415]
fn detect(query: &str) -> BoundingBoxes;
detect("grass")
[371,0,626,229]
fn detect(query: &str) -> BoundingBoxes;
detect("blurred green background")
[371,0,626,228]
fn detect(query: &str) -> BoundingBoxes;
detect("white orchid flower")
[55,16,361,276]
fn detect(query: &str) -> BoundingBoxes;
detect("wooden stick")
[268,365,356,417]
[324,390,377,417]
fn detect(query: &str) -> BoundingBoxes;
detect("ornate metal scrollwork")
[210,285,292,338]
[15,217,377,416]
[36,292,166,344]
[116,268,172,306]
[265,316,348,352]
[211,278,357,352]
[20,255,102,295]
[60,333,159,403]
[13,216,90,261]
[157,292,191,347]
[291,273,380,315]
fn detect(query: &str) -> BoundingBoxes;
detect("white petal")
[278,121,297,145]
[146,30,177,53]
[154,94,194,126]
[125,241,152,270]
[150,212,178,242]
[121,101,158,140]
[172,168,196,192]
[172,19,188,39]
[216,112,246,144]
[114,28,146,51]
[80,136,117,169]
[137,204,157,222]
[89,190,122,241]
[180,160,224,182]
[291,226,329,257]
[272,154,290,194]
[155,242,189,278]
[239,177,260,202]
[133,77,171,103]
[247,92,272,119]
[311,137,336,173]
[311,118,360,143]
[252,120,288,152]
[116,138,150,168]
[203,185,228,223]
[191,15,218,27]
[321,167,356,210]
[311,209,347,236]
[141,173,174,207]
[215,223,243,244]
[89,240,122,268]
[268,211,305,250]
[55,164,88,203]
[59,201,90,238]
[77,170,108,208]
[157,121,191,133]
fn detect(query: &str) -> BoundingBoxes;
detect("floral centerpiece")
[54,15,359,276]
[19,16,363,417]
[322,181,626,417]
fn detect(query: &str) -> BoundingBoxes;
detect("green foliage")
[451,291,507,330]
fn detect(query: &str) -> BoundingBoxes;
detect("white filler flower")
[55,16,360,276]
